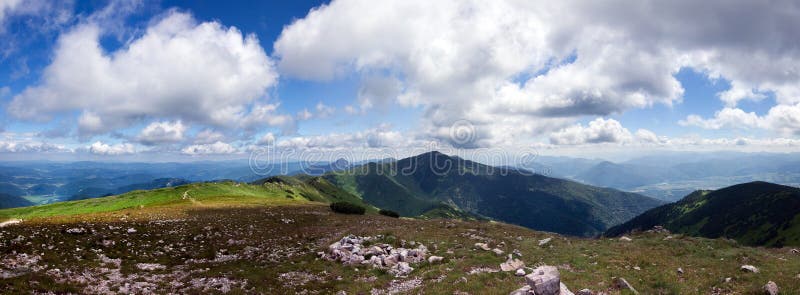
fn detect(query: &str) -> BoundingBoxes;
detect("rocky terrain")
[2,203,800,294]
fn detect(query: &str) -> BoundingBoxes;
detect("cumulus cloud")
[89,141,135,155]
[275,0,800,147]
[276,126,409,150]
[193,129,226,144]
[0,140,67,153]
[549,118,633,145]
[256,132,276,145]
[137,120,186,145]
[9,10,280,136]
[680,104,800,135]
[181,141,238,155]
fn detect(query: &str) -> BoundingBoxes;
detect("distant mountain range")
[606,181,800,247]
[321,151,664,237]
[533,152,800,201]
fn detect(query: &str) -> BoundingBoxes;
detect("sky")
[1,0,799,162]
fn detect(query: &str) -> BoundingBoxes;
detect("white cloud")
[635,129,667,144]
[0,139,67,153]
[181,141,238,155]
[275,0,800,147]
[315,102,335,118]
[89,141,135,155]
[256,132,276,145]
[680,104,800,135]
[296,109,313,120]
[137,120,186,145]
[193,129,225,144]
[549,118,633,145]
[9,10,280,135]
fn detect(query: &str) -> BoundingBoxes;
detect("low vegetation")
[330,201,366,215]
[378,209,400,218]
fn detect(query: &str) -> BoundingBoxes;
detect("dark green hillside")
[0,193,33,209]
[325,151,663,236]
[251,175,376,212]
[606,181,800,246]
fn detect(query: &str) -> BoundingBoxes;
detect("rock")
[791,248,799,254]
[741,265,759,273]
[509,285,531,295]
[677,267,684,275]
[612,277,638,294]
[724,277,733,283]
[0,219,22,228]
[525,266,561,295]
[619,236,632,242]
[475,243,491,251]
[560,283,575,295]
[135,263,166,271]
[127,228,137,234]
[65,227,87,234]
[763,281,779,295]
[428,256,444,264]
[577,289,594,295]
[492,248,505,256]
[501,255,525,272]
[539,238,552,246]
[390,262,414,277]
[515,269,526,276]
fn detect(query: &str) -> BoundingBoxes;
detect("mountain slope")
[605,181,800,246]
[0,193,33,209]
[324,151,664,236]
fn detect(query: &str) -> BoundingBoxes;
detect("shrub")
[330,202,366,215]
[379,209,400,218]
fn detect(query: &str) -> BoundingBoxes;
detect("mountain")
[605,181,800,247]
[323,151,664,236]
[0,193,33,209]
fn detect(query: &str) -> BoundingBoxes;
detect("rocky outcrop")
[740,265,759,273]
[322,235,431,277]
[763,281,779,295]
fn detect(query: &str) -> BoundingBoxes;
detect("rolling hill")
[0,193,33,209]
[323,151,664,237]
[605,181,800,246]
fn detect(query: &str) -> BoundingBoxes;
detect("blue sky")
[1,0,799,161]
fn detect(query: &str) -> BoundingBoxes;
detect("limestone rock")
[612,277,638,294]
[539,238,552,246]
[428,256,444,264]
[525,266,561,295]
[763,281,779,295]
[741,265,759,273]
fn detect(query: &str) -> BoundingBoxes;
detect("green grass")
[20,195,57,205]
[0,181,312,221]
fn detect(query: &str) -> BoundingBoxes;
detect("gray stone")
[577,289,594,295]
[741,265,759,273]
[525,266,561,295]
[501,256,525,272]
[538,238,552,246]
[428,255,444,264]
[492,248,505,256]
[509,285,531,295]
[515,268,526,276]
[764,281,779,295]
[475,242,491,251]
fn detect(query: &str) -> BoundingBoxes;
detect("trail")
[0,219,22,228]
[182,190,201,205]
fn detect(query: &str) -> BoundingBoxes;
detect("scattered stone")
[763,281,779,295]
[500,255,525,272]
[135,263,166,271]
[525,266,561,295]
[646,226,670,234]
[127,228,138,234]
[619,236,632,242]
[323,235,428,277]
[724,277,733,283]
[492,248,505,256]
[65,227,87,235]
[577,289,594,295]
[474,243,491,251]
[791,248,799,255]
[428,256,444,264]
[509,285,532,295]
[539,238,552,246]
[677,267,684,275]
[740,265,759,273]
[612,277,638,294]
[515,269,526,276]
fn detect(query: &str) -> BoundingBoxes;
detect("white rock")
[501,256,525,272]
[525,266,561,295]
[515,269,526,276]
[764,281,779,295]
[509,285,531,295]
[127,228,138,234]
[538,238,552,246]
[577,289,594,295]
[619,236,632,242]
[428,256,444,264]
[136,263,166,271]
[492,248,505,256]
[474,243,491,251]
[0,219,22,228]
[740,265,759,273]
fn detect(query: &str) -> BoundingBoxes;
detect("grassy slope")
[606,181,800,247]
[2,204,799,294]
[0,181,312,221]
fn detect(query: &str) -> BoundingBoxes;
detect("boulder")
[741,265,759,273]
[525,266,561,295]
[619,236,632,242]
[390,262,414,277]
[612,277,638,294]
[577,289,594,295]
[515,269,526,276]
[764,281,779,295]
[492,248,505,256]
[509,285,531,295]
[560,283,575,295]
[539,238,552,246]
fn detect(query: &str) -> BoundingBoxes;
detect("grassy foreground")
[1,200,799,294]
